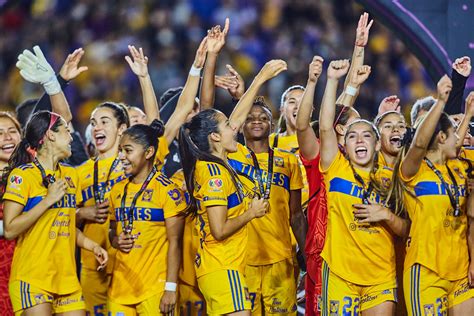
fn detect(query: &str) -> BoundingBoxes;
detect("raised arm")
[338,65,371,107]
[337,12,373,106]
[446,56,471,115]
[455,92,474,149]
[401,75,452,179]
[229,60,287,130]
[31,48,88,115]
[319,60,350,171]
[16,46,74,123]
[164,36,208,144]
[467,190,474,286]
[296,56,323,160]
[125,45,159,123]
[200,18,229,109]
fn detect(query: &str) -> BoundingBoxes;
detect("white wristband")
[345,85,358,97]
[0,220,3,237]
[165,282,177,292]
[189,65,202,77]
[43,75,61,95]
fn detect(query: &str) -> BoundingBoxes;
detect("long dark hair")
[122,119,165,162]
[1,111,62,197]
[387,112,453,216]
[178,109,241,217]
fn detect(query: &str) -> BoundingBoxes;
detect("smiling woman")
[0,111,21,315]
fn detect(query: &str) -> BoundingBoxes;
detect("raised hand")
[193,36,208,69]
[350,65,371,86]
[437,75,453,103]
[16,46,61,95]
[308,56,324,83]
[215,64,245,99]
[125,45,149,78]
[452,56,471,77]
[354,12,373,47]
[206,18,230,54]
[256,59,287,83]
[378,95,401,115]
[59,48,88,81]
[465,91,474,116]
[327,59,350,80]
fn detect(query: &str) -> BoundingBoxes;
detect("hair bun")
[150,119,165,138]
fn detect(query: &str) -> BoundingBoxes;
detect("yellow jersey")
[400,158,469,280]
[3,163,82,294]
[269,133,309,206]
[320,151,395,285]
[228,144,303,265]
[108,170,186,304]
[155,136,170,166]
[193,160,249,277]
[77,156,126,272]
[171,170,200,288]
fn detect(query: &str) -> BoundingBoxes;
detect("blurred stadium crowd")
[0,0,433,130]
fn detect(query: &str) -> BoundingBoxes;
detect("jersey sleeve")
[3,168,30,206]
[155,136,170,167]
[163,183,187,218]
[197,163,231,208]
[288,153,304,190]
[319,150,348,179]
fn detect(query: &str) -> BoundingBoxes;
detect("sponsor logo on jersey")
[208,178,223,191]
[10,175,22,184]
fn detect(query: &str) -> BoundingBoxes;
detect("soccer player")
[107,119,186,315]
[319,60,408,315]
[394,75,474,315]
[179,59,286,315]
[0,111,21,314]
[3,111,108,315]
[228,96,306,314]
[295,57,362,316]
[76,101,130,316]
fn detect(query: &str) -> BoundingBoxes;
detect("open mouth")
[1,143,15,153]
[355,146,368,159]
[94,133,106,146]
[292,112,297,119]
[389,135,402,148]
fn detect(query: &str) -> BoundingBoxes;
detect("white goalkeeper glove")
[16,45,61,95]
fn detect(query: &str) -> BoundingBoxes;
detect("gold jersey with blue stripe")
[77,156,126,272]
[193,160,249,277]
[228,144,303,265]
[3,163,82,294]
[320,151,396,285]
[400,158,469,280]
[108,171,186,304]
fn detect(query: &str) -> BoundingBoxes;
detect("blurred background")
[0,0,434,131]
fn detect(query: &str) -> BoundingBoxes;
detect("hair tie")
[26,144,37,158]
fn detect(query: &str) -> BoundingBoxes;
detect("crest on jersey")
[329,300,339,315]
[65,176,75,188]
[142,189,153,202]
[275,157,284,167]
[9,175,22,185]
[208,178,223,191]
[423,304,435,316]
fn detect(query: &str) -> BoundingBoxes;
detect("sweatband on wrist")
[165,282,177,292]
[189,65,202,77]
[43,75,61,95]
[345,85,358,97]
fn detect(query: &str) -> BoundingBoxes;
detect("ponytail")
[179,109,242,218]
